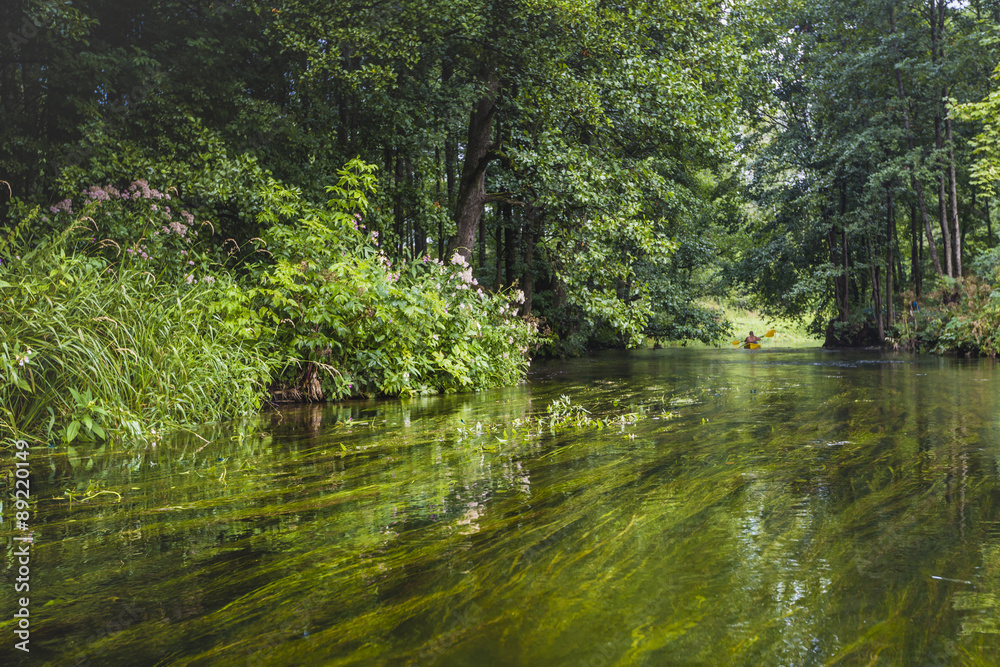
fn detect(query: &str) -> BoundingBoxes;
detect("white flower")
[450,252,468,267]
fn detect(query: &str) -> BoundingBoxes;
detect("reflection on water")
[4,348,1000,664]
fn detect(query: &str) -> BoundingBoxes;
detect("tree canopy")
[6,0,1000,352]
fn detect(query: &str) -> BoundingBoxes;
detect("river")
[6,347,1000,664]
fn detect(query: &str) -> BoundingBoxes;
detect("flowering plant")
[42,179,247,285]
[256,161,538,399]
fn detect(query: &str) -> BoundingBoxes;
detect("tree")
[735,0,998,342]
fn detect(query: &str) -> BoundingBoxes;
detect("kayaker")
[744,331,761,345]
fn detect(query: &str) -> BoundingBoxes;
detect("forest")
[4,0,1000,448]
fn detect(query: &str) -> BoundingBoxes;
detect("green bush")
[257,160,537,399]
[896,277,1000,356]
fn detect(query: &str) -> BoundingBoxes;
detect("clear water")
[5,348,1000,665]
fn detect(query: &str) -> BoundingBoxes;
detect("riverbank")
[0,162,535,450]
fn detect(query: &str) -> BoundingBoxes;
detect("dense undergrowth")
[824,249,1000,356]
[893,273,1000,356]
[0,161,536,450]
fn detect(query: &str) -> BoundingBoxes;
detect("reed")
[0,222,271,449]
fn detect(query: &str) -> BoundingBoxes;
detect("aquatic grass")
[13,351,1000,664]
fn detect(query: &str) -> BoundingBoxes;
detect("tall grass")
[0,223,271,449]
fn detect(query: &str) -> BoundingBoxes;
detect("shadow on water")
[4,348,1000,664]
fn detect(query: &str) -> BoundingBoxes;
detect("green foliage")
[545,395,604,429]
[955,61,1000,198]
[257,161,537,399]
[970,247,1000,281]
[735,0,1000,336]
[0,157,541,449]
[644,302,732,346]
[893,277,1000,356]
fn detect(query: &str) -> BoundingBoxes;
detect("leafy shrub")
[23,178,259,286]
[257,160,537,399]
[644,300,732,346]
[895,278,1000,356]
[970,247,1000,282]
[0,158,539,449]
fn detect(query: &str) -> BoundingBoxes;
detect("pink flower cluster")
[161,221,189,237]
[126,243,150,260]
[126,179,168,200]
[83,185,119,201]
[49,199,73,215]
[81,179,172,203]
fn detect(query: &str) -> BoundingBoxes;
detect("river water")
[6,348,1000,664]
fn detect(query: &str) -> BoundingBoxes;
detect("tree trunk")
[449,67,499,262]
[938,169,953,277]
[410,156,426,258]
[828,228,845,321]
[842,227,850,321]
[478,207,487,267]
[394,150,405,256]
[867,234,885,342]
[826,191,847,322]
[946,115,962,276]
[887,189,895,328]
[890,6,943,276]
[496,203,508,288]
[522,207,540,315]
[839,182,851,321]
[504,214,518,288]
[436,145,444,260]
[935,112,953,277]
[444,133,457,257]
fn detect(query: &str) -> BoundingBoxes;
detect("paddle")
[732,329,775,349]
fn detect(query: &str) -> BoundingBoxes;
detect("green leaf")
[66,420,81,444]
